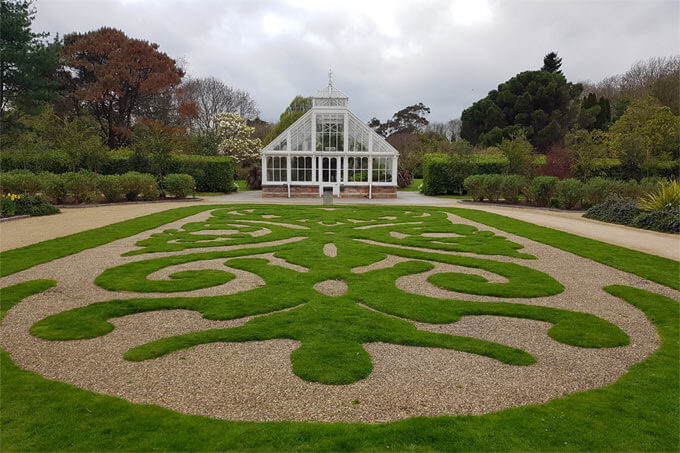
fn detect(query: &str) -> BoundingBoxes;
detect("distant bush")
[163,174,195,198]
[526,176,558,207]
[97,174,125,203]
[483,174,503,202]
[631,208,680,233]
[555,178,584,209]
[638,180,680,211]
[0,170,41,195]
[38,172,68,204]
[15,194,60,216]
[120,172,159,201]
[63,171,99,204]
[500,174,525,203]
[463,174,487,201]
[584,199,641,225]
[422,154,450,195]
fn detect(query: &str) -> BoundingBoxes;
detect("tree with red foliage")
[61,27,187,147]
[542,144,574,179]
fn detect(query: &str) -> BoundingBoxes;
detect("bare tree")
[582,55,680,115]
[179,76,259,131]
[425,118,461,141]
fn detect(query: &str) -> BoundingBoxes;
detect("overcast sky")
[33,0,679,123]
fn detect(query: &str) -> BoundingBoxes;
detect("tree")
[132,120,185,180]
[0,0,60,124]
[61,27,185,147]
[179,76,259,131]
[264,96,311,144]
[542,51,563,74]
[214,113,261,164]
[369,103,430,137]
[460,70,582,151]
[564,129,607,180]
[583,56,680,115]
[498,133,536,177]
[607,96,680,176]
[425,119,460,141]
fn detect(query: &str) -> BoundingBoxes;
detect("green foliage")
[0,169,41,194]
[97,174,124,203]
[500,174,525,203]
[1,193,18,215]
[119,171,158,201]
[526,176,558,206]
[421,153,450,195]
[631,208,680,233]
[555,178,584,209]
[483,174,503,201]
[564,128,607,180]
[369,103,431,137]
[463,174,486,201]
[541,51,562,74]
[578,93,611,130]
[460,70,582,151]
[637,179,680,211]
[498,133,535,177]
[0,0,60,123]
[132,121,180,180]
[162,173,195,198]
[63,170,98,203]
[585,199,641,226]
[582,177,619,206]
[14,193,59,216]
[608,97,680,177]
[264,96,311,145]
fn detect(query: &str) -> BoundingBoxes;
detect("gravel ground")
[0,208,678,423]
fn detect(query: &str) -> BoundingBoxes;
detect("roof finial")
[328,68,333,88]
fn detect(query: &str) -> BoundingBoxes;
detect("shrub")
[422,154,450,195]
[246,167,262,190]
[484,174,503,202]
[63,170,99,204]
[163,174,196,198]
[463,175,487,201]
[0,170,42,195]
[174,155,234,193]
[638,179,680,211]
[15,194,60,216]
[397,169,413,189]
[500,174,525,203]
[555,178,584,210]
[97,175,125,203]
[0,151,71,173]
[631,208,680,233]
[526,176,558,207]
[38,172,68,204]
[582,177,616,207]
[584,199,641,225]
[120,172,159,201]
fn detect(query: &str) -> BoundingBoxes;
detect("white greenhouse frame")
[260,83,398,198]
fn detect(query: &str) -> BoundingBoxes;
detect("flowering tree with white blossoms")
[213,113,262,163]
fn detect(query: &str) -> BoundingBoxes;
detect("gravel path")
[0,207,677,423]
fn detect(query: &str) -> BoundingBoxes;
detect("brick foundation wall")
[262,185,397,199]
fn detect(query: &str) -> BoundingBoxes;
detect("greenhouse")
[261,81,398,198]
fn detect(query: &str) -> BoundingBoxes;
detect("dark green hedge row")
[580,158,679,181]
[584,200,680,233]
[421,153,545,195]
[0,151,235,193]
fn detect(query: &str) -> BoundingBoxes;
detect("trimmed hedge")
[423,153,545,195]
[163,174,196,198]
[577,158,679,181]
[0,150,235,193]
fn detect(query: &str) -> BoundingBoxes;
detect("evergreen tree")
[542,51,563,74]
[0,0,60,123]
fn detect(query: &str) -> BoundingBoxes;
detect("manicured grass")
[1,204,678,450]
[451,207,680,290]
[0,205,215,277]
[2,284,677,451]
[0,279,56,323]
[400,178,422,191]
[235,180,250,191]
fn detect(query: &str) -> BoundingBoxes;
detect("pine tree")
[542,51,563,74]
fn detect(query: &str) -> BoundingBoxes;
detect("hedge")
[422,153,545,195]
[577,158,679,181]
[0,150,235,193]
